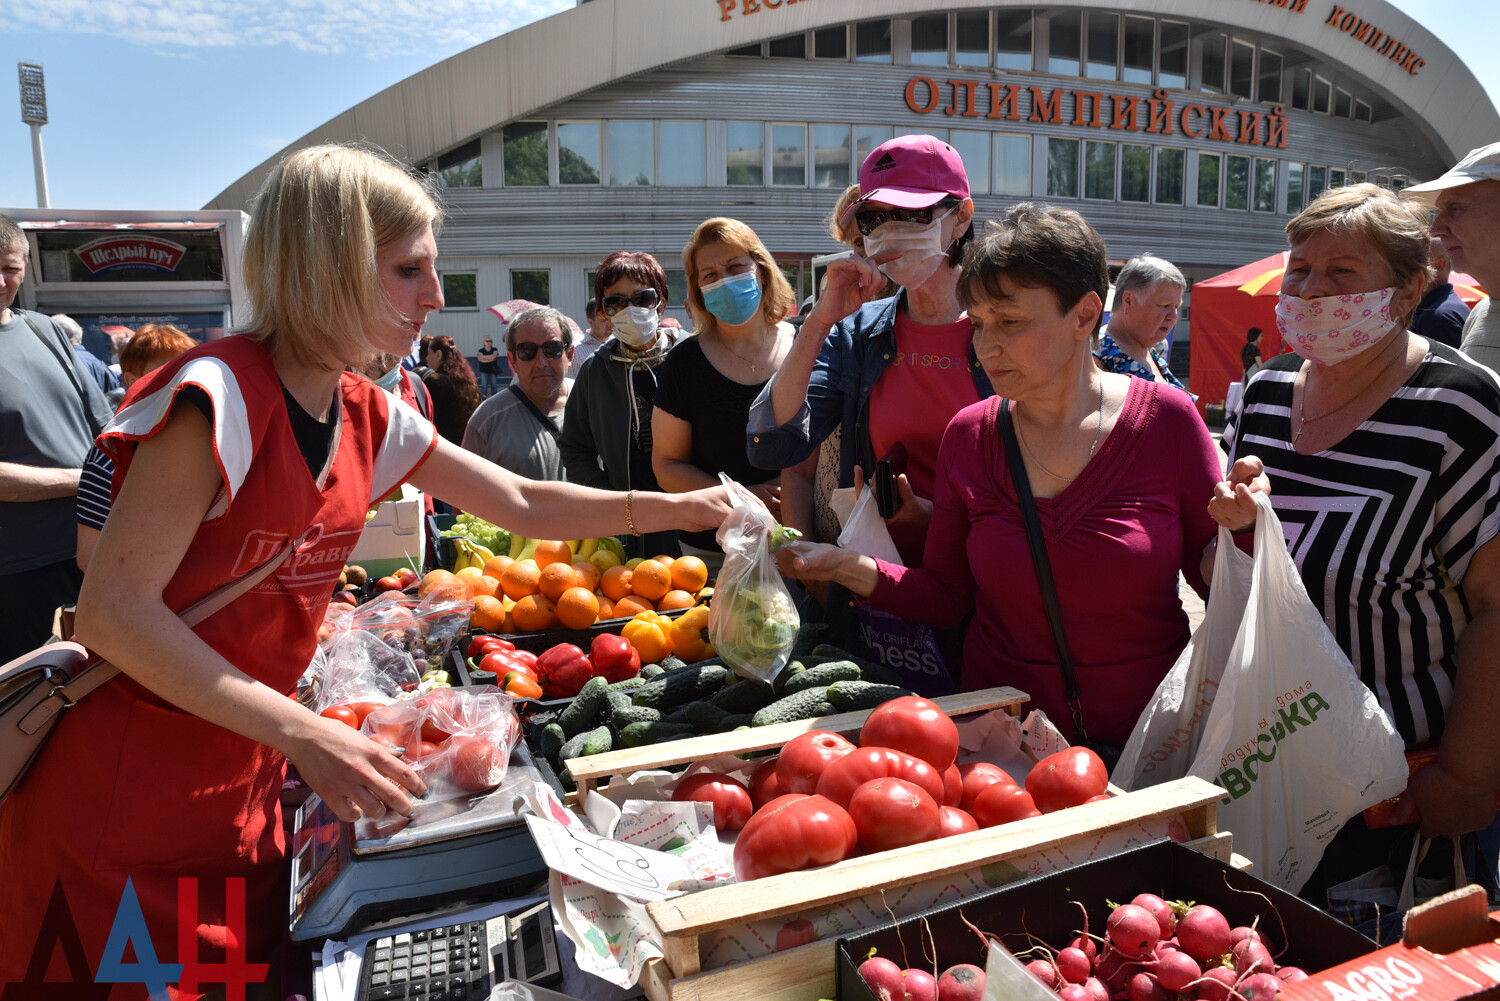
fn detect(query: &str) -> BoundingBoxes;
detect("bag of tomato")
[403,687,523,803]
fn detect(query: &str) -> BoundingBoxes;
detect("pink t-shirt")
[869,310,981,564]
[867,378,1220,746]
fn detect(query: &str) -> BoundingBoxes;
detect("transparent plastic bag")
[311,627,420,712]
[340,591,472,676]
[707,475,799,684]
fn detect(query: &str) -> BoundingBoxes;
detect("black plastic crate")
[835,840,1376,1001]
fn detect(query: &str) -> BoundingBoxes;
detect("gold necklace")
[1013,381,1106,484]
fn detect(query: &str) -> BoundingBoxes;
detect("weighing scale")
[289,743,550,943]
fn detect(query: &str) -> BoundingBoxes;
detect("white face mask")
[863,209,955,291]
[609,305,659,349]
[1275,287,1400,365]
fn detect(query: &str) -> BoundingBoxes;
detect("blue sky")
[0,0,1495,212]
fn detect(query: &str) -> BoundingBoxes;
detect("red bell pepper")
[589,633,641,684]
[477,650,535,680]
[467,634,515,660]
[535,643,593,699]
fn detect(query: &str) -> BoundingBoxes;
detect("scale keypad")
[361,921,490,1001]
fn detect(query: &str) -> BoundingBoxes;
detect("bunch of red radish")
[1020,896,1307,1000]
[857,957,986,1001]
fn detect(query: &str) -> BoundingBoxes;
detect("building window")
[768,33,805,58]
[813,124,852,189]
[1228,40,1255,100]
[1286,162,1304,214]
[441,273,478,309]
[856,125,894,167]
[1328,168,1346,189]
[1258,50,1283,104]
[1312,76,1332,114]
[1085,12,1119,81]
[1084,141,1116,200]
[1047,138,1080,198]
[502,121,548,187]
[1159,21,1189,89]
[996,134,1031,196]
[1122,16,1153,85]
[660,121,706,186]
[1122,144,1151,202]
[1226,154,1250,210]
[995,10,1033,72]
[726,43,761,57]
[1253,159,1277,212]
[438,140,481,188]
[1197,153,1221,207]
[1308,165,1327,203]
[855,20,892,63]
[607,121,653,186]
[665,269,689,309]
[1354,100,1373,123]
[815,26,847,59]
[771,124,807,186]
[1290,68,1311,111]
[727,122,764,186]
[956,11,988,67]
[951,130,990,195]
[1201,33,1226,94]
[1334,88,1353,118]
[511,270,550,305]
[1049,10,1081,77]
[1155,148,1185,205]
[1350,169,1367,185]
[558,122,601,184]
[912,14,948,66]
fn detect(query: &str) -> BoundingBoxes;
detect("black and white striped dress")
[1223,344,1500,746]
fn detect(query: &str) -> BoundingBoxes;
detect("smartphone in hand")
[875,443,907,519]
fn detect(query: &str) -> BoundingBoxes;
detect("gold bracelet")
[625,489,640,536]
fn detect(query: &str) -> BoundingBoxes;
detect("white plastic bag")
[707,474,800,684]
[1112,524,1254,790]
[1187,493,1408,893]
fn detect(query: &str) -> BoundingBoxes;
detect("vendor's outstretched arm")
[0,460,80,501]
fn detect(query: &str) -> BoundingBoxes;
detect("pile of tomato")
[664,697,1113,882]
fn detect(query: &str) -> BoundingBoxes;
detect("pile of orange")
[424,544,712,634]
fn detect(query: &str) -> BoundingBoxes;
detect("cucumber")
[581,725,614,756]
[655,655,688,672]
[810,645,905,685]
[537,723,566,765]
[684,701,729,733]
[751,686,833,727]
[611,704,662,728]
[773,661,806,696]
[826,680,914,713]
[717,713,755,732]
[607,676,647,692]
[605,691,635,717]
[559,676,611,738]
[619,721,697,748]
[781,661,861,694]
[632,663,729,713]
[639,663,666,680]
[662,706,691,725]
[558,730,591,761]
[708,676,778,713]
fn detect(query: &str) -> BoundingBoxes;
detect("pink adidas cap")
[842,134,971,223]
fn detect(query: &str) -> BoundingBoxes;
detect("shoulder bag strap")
[508,383,562,443]
[20,312,106,437]
[996,400,1090,742]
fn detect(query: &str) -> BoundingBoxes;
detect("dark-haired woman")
[422,334,482,445]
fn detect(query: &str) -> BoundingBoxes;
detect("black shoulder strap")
[996,400,1089,741]
[20,312,106,437]
[507,383,561,442]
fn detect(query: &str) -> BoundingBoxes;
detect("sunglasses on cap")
[600,288,661,314]
[853,200,956,237]
[512,340,567,361]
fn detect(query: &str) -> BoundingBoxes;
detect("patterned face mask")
[1275,287,1399,365]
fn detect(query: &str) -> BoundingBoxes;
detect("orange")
[612,595,655,619]
[537,562,578,602]
[650,555,676,565]
[656,589,696,611]
[481,554,515,579]
[454,566,485,597]
[470,573,502,599]
[571,561,600,593]
[499,560,541,600]
[556,587,601,630]
[471,595,507,632]
[669,556,709,594]
[532,540,574,569]
[511,594,557,632]
[424,577,469,604]
[595,595,616,620]
[418,569,455,598]
[600,565,634,602]
[630,559,671,601]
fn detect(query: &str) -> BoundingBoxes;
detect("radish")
[901,967,937,1001]
[1230,925,1270,951]
[1082,976,1109,1001]
[1156,949,1202,992]
[1176,904,1233,962]
[1232,939,1274,977]
[1127,972,1167,1001]
[1130,893,1178,938]
[1194,967,1240,1001]
[1276,966,1309,983]
[1095,948,1143,993]
[1068,933,1098,964]
[1058,986,1092,1001]
[1023,959,1060,989]
[1056,946,1092,984]
[858,956,907,1001]
[1238,972,1283,999]
[935,963,985,1001]
[1106,904,1161,959]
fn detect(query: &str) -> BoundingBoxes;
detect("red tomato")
[1026,747,1109,813]
[939,805,979,837]
[858,695,960,771]
[815,746,945,810]
[777,730,856,795]
[733,793,858,882]
[368,732,405,755]
[672,773,754,832]
[416,740,440,759]
[846,777,940,854]
[969,782,1042,828]
[958,762,1016,812]
[409,692,457,744]
[347,701,384,726]
[320,705,359,728]
[446,735,505,791]
[775,919,816,952]
[749,757,784,810]
[941,763,963,807]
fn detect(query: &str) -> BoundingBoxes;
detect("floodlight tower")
[18,62,50,208]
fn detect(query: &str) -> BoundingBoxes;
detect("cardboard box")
[1282,884,1500,1001]
[835,839,1376,1001]
[348,485,425,580]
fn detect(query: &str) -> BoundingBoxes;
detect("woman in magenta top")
[782,203,1222,747]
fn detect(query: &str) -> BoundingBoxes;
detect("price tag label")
[524,815,692,901]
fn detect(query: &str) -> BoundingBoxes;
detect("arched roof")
[206,0,1498,210]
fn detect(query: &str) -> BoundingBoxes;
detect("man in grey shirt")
[0,214,114,661]
[462,305,573,481]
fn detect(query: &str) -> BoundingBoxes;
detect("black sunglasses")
[600,288,661,314]
[854,200,955,237]
[512,340,567,361]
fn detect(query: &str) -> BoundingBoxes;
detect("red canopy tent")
[1188,252,1488,416]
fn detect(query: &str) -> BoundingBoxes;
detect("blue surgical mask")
[373,362,403,393]
[700,271,762,327]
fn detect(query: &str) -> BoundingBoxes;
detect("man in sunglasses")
[461,305,575,480]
